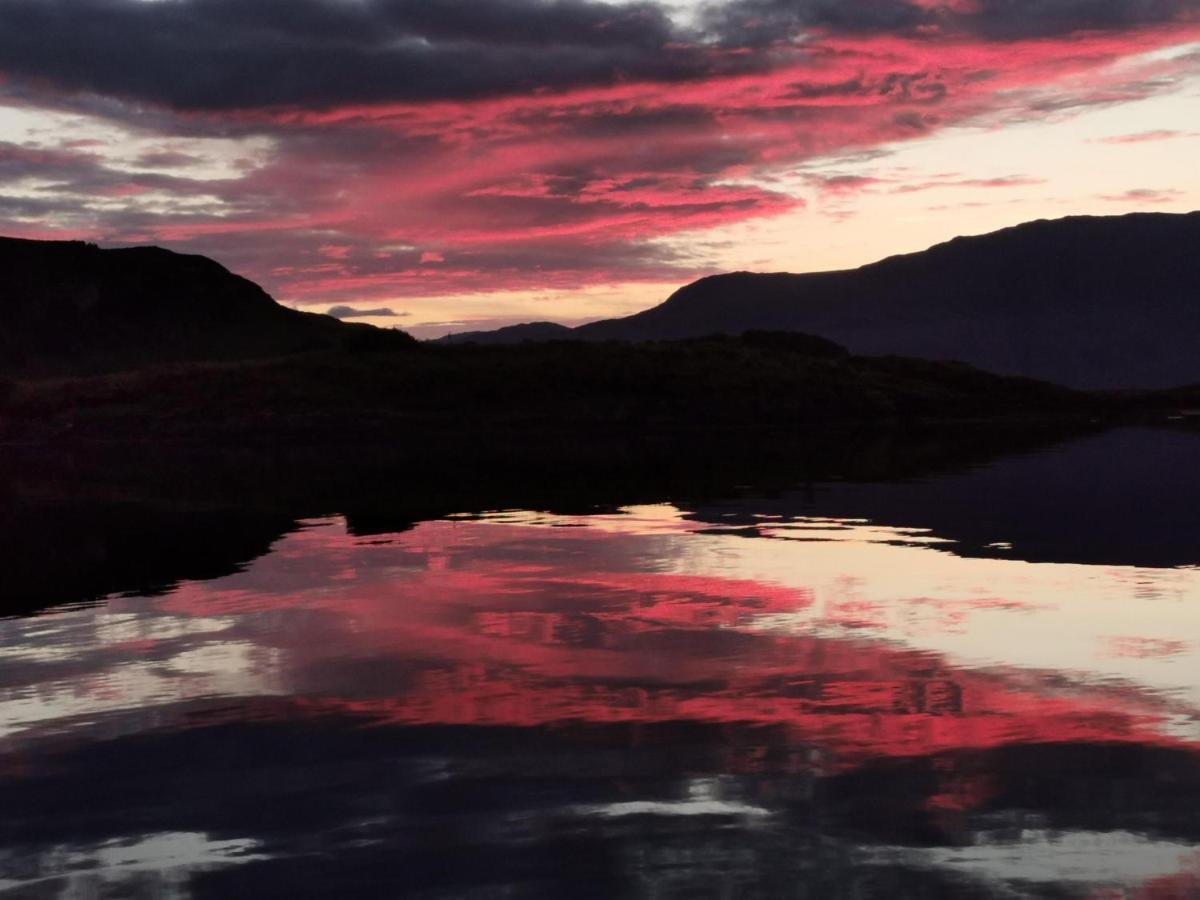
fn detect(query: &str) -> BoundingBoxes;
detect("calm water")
[2,428,1199,898]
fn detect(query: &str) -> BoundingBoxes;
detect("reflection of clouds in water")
[718,531,1200,714]
[190,518,421,599]
[0,641,284,739]
[0,611,238,665]
[490,511,1194,704]
[1,429,1198,897]
[573,776,772,820]
[0,832,265,899]
[0,605,288,740]
[878,830,1200,890]
[0,509,1197,746]
[471,507,1200,716]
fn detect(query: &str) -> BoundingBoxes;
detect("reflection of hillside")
[684,426,1200,568]
[0,421,1109,616]
[0,500,298,616]
[5,424,1194,619]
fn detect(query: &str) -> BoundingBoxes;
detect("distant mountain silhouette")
[0,237,412,375]
[443,321,574,344]
[441,211,1200,389]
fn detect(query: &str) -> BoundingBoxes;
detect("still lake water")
[2,427,1199,898]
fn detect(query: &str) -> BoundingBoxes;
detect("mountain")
[0,237,411,375]
[440,321,575,345]
[442,211,1200,389]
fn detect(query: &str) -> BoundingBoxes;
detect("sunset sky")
[1,0,1198,336]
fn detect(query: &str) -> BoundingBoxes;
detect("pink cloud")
[892,175,1046,193]
[1097,129,1193,143]
[318,244,352,260]
[4,16,1199,305]
[1098,187,1183,203]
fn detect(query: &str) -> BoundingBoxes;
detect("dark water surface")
[2,427,1199,898]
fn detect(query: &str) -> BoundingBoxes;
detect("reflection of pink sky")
[2,509,1200,893]
[42,512,1178,773]
[0,509,1196,757]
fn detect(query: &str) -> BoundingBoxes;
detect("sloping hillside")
[0,237,411,375]
[445,212,1200,389]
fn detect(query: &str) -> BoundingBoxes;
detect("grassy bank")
[1,333,1117,448]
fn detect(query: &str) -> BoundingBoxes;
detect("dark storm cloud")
[966,0,1197,39]
[0,0,719,110]
[0,0,1195,112]
[703,0,931,44]
[702,0,1198,45]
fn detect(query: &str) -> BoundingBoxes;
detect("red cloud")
[5,19,1199,304]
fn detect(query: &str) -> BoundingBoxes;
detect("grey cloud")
[966,0,1195,39]
[1099,187,1183,202]
[135,150,205,169]
[326,305,408,319]
[701,0,1197,45]
[1,0,1193,113]
[0,0,722,111]
[702,0,931,45]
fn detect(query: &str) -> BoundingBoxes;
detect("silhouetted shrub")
[339,325,418,354]
[741,330,849,358]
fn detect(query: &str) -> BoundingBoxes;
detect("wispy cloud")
[1098,187,1183,202]
[326,305,408,320]
[1096,129,1198,143]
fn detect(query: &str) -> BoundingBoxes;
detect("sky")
[1,0,1198,337]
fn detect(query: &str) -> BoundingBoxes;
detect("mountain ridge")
[0,236,413,375]
[440,211,1200,389]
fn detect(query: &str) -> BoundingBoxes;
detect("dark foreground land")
[2,331,1194,452]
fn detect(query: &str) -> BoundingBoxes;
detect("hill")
[2,230,1195,459]
[0,236,412,375]
[441,321,574,345]
[3,333,1104,450]
[443,211,1200,389]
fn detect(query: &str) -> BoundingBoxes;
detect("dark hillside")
[449,212,1200,389]
[0,237,411,375]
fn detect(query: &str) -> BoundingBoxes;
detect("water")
[1,427,1199,898]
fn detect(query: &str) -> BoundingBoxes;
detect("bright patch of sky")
[0,105,272,181]
[651,52,1200,282]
